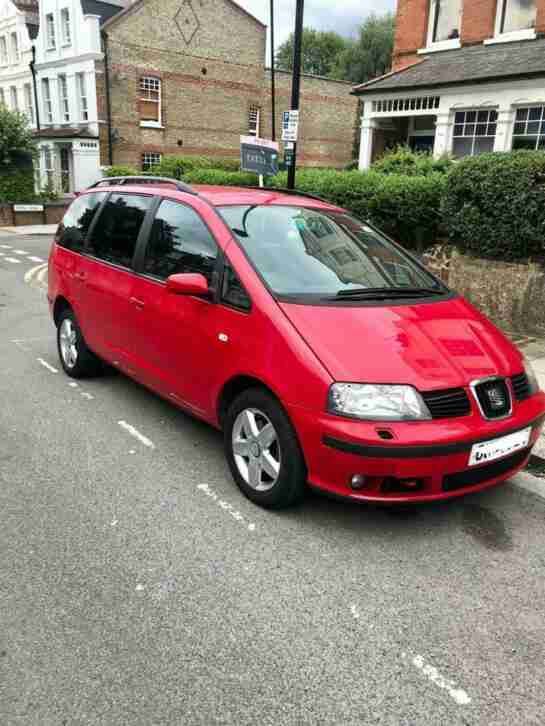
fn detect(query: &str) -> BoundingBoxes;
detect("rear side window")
[143,200,218,283]
[57,192,106,251]
[88,193,152,268]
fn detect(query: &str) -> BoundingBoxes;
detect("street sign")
[282,110,299,143]
[13,204,44,212]
[240,136,280,177]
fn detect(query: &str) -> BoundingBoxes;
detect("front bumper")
[288,392,545,503]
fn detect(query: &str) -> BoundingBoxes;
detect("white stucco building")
[0,0,124,193]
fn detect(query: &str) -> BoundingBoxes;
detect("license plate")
[469,427,531,467]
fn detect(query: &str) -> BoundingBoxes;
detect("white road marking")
[68,382,79,388]
[37,358,58,374]
[407,653,471,706]
[111,519,118,527]
[118,420,155,449]
[37,266,48,284]
[80,392,94,400]
[135,584,145,592]
[5,257,21,264]
[24,263,48,289]
[350,604,361,619]
[28,256,44,263]
[14,250,28,255]
[0,244,12,249]
[197,483,256,532]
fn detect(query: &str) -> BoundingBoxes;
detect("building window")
[46,13,56,50]
[512,106,545,150]
[43,146,54,189]
[0,88,5,106]
[77,73,88,122]
[248,105,260,136]
[24,83,34,124]
[10,32,19,62]
[42,78,53,123]
[142,152,162,171]
[10,86,18,111]
[139,77,161,126]
[452,109,498,157]
[61,8,71,45]
[372,96,440,113]
[0,37,7,66]
[498,0,536,34]
[59,74,70,122]
[429,0,462,43]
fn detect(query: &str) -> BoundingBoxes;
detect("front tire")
[224,388,307,509]
[57,308,102,378]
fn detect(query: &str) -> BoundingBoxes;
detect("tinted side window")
[144,200,218,283]
[88,193,152,268]
[58,192,106,251]
[221,263,251,311]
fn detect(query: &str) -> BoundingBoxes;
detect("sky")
[236,0,396,54]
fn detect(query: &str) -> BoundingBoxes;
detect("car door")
[78,192,154,368]
[128,197,228,417]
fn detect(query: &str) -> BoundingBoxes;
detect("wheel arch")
[217,375,283,429]
[53,296,72,327]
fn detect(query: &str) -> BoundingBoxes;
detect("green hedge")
[183,168,260,187]
[103,165,138,178]
[442,151,545,260]
[372,146,453,176]
[150,155,240,179]
[0,169,36,203]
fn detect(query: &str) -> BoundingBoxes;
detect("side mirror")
[166,273,210,298]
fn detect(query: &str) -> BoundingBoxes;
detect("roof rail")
[242,185,332,205]
[89,176,197,195]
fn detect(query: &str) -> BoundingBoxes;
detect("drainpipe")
[29,45,41,132]
[101,30,114,166]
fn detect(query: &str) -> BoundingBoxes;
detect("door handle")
[130,296,146,309]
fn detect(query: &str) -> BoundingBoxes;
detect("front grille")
[421,388,471,419]
[511,372,531,401]
[442,448,530,492]
[473,378,511,419]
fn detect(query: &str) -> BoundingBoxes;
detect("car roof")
[85,181,345,213]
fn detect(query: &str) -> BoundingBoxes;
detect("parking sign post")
[287,0,304,190]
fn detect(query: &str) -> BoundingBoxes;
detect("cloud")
[236,0,395,50]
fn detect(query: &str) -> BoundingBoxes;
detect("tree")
[0,104,35,166]
[275,28,348,78]
[332,13,395,85]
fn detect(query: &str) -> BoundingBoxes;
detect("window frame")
[42,78,53,123]
[248,105,261,137]
[451,108,498,158]
[0,88,5,107]
[134,197,222,295]
[139,76,162,128]
[46,13,56,50]
[423,0,462,52]
[142,151,162,171]
[511,105,545,150]
[0,36,7,66]
[57,191,108,252]
[60,8,71,46]
[84,191,156,272]
[58,74,70,123]
[9,85,18,111]
[490,0,537,41]
[77,72,88,122]
[10,32,19,63]
[24,83,34,123]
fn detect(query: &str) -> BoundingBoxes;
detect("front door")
[59,147,72,194]
[79,192,154,369]
[129,198,221,416]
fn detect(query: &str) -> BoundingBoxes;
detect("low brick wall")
[0,201,70,228]
[424,244,545,335]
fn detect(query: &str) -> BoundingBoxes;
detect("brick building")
[355,0,545,167]
[100,0,359,171]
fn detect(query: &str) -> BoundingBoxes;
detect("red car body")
[48,183,545,504]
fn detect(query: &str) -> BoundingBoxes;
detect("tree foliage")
[332,13,395,84]
[275,28,348,77]
[0,104,35,165]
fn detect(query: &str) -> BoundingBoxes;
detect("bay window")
[512,106,545,150]
[452,109,498,158]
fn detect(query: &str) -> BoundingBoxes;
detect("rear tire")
[57,308,103,379]
[224,388,307,509]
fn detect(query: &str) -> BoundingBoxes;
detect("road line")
[197,483,257,532]
[28,256,44,263]
[80,392,94,400]
[14,250,28,255]
[0,244,12,249]
[118,420,155,449]
[5,257,22,264]
[37,266,48,284]
[37,358,59,374]
[350,604,361,619]
[407,653,471,706]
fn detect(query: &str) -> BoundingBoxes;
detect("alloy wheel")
[59,318,78,369]
[231,408,281,491]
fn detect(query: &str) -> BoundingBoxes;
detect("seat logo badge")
[218,333,229,343]
[487,386,505,409]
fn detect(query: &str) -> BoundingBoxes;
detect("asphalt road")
[1,232,545,726]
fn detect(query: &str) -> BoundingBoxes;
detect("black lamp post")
[287,0,304,190]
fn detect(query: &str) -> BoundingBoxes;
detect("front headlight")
[328,383,432,421]
[523,357,540,395]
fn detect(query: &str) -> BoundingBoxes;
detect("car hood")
[279,296,523,389]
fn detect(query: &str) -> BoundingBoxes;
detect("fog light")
[350,474,367,490]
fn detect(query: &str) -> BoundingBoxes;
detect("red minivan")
[48,177,545,508]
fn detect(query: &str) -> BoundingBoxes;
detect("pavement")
[0,225,58,236]
[2,232,545,726]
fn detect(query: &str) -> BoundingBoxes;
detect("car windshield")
[218,205,444,300]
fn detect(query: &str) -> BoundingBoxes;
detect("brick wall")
[394,0,545,68]
[103,0,358,170]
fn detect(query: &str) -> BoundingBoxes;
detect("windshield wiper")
[335,286,444,299]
